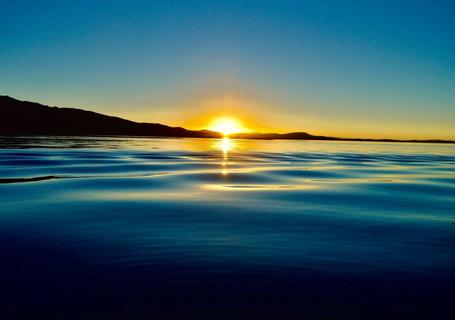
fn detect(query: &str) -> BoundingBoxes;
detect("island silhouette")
[1,95,453,143]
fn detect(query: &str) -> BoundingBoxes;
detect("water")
[1,136,454,319]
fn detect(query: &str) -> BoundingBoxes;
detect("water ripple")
[1,137,454,318]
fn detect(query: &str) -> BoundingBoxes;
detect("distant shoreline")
[1,134,454,145]
[1,95,454,144]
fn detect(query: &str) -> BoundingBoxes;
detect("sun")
[209,117,246,137]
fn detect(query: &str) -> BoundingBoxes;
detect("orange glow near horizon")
[208,117,248,137]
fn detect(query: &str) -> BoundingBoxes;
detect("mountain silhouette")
[1,95,453,143]
[0,96,221,138]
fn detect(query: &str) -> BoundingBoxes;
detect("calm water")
[1,136,454,319]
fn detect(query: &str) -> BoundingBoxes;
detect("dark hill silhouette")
[1,95,453,143]
[231,132,333,140]
[0,96,221,138]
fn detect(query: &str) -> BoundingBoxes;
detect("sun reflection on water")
[215,137,236,175]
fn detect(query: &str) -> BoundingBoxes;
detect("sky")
[1,0,454,139]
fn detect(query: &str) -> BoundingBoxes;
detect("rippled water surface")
[1,137,454,319]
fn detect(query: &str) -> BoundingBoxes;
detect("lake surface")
[1,136,454,319]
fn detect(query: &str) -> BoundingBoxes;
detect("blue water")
[1,137,454,319]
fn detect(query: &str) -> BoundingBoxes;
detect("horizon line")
[1,94,454,144]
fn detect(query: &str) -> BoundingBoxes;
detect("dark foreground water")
[1,136,454,319]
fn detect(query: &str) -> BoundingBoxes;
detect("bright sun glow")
[209,117,246,136]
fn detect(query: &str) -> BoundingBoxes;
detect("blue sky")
[1,0,454,138]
